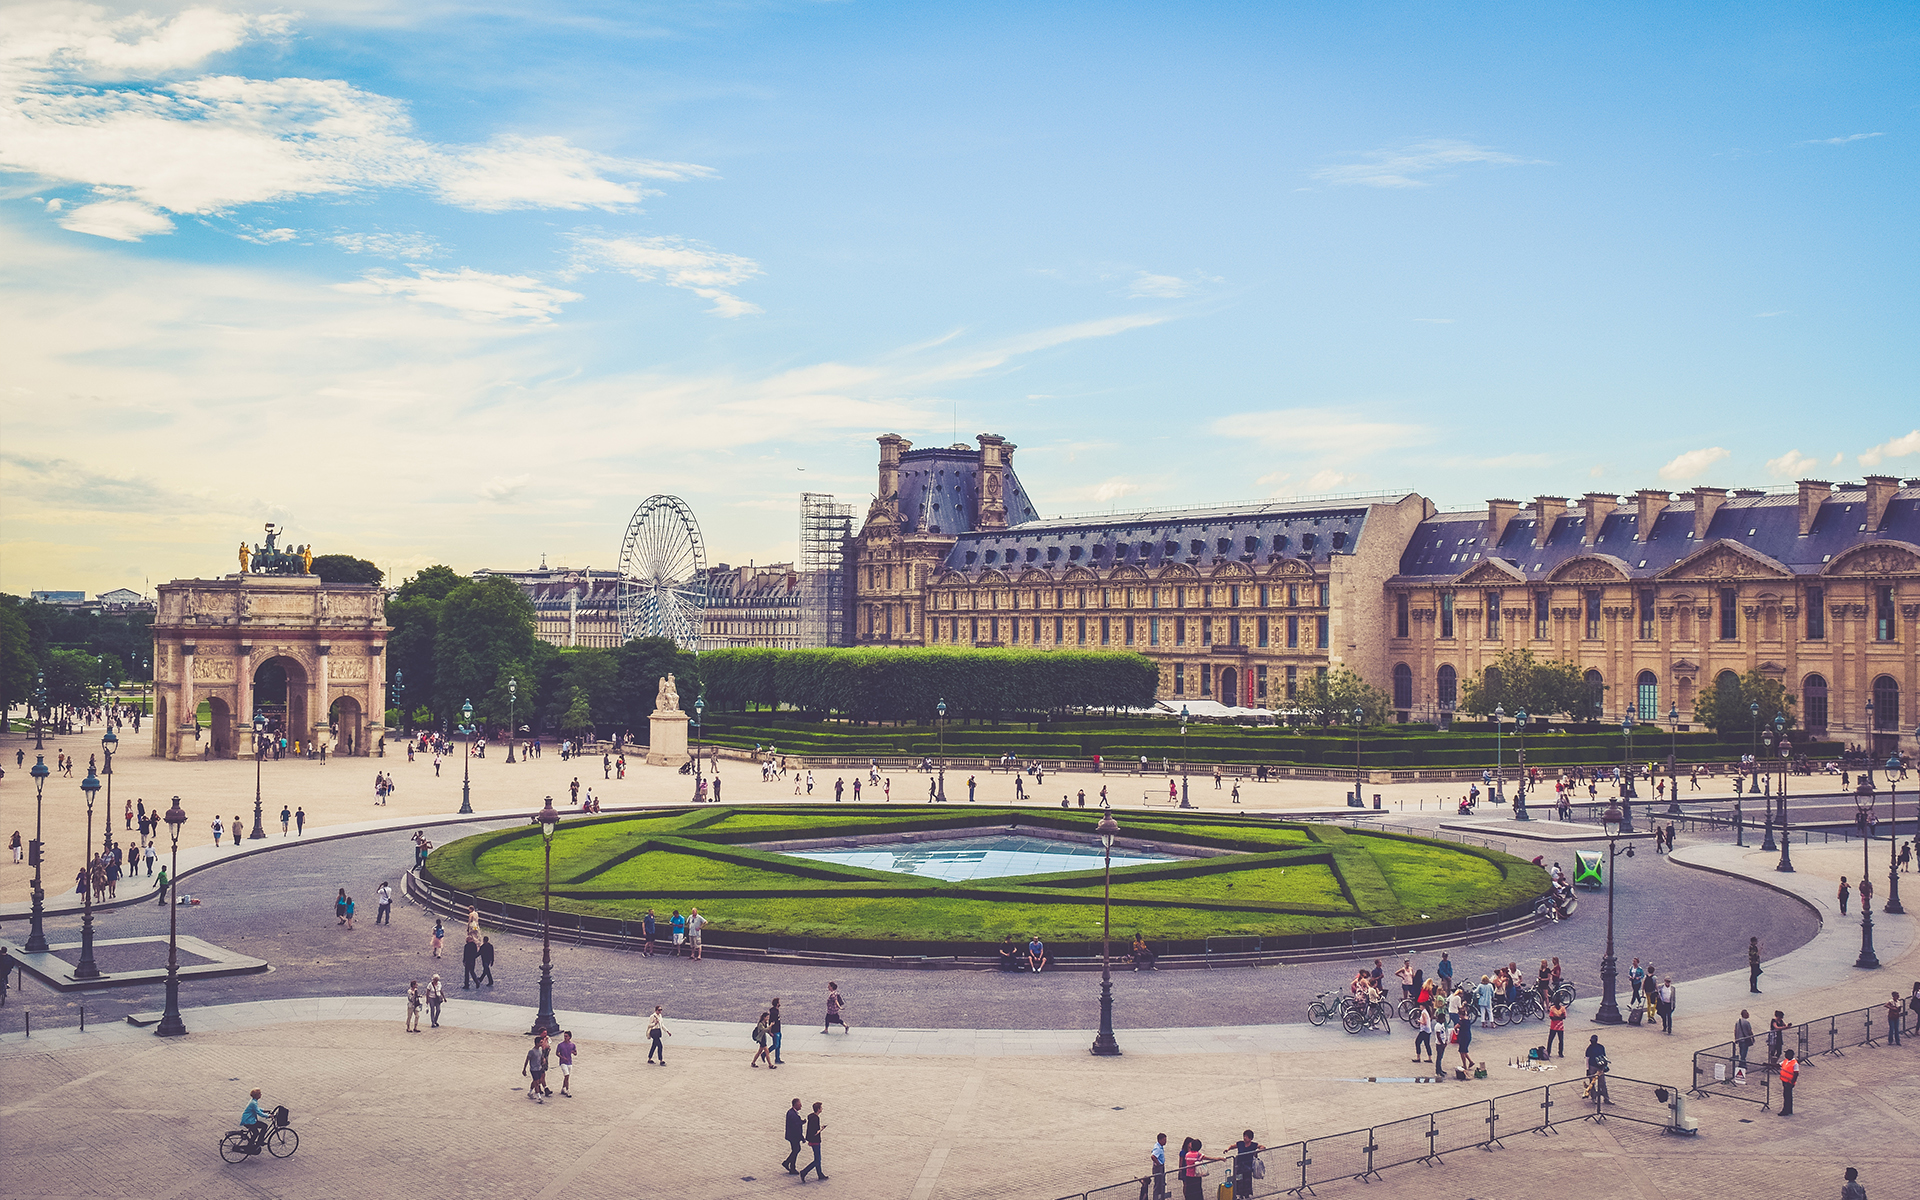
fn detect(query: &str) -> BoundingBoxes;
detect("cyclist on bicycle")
[239,1088,268,1152]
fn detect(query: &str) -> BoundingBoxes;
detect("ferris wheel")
[617,495,708,650]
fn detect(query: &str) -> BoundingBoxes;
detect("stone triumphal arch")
[151,531,389,759]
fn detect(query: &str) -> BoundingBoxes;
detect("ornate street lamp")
[1749,701,1762,791]
[100,727,118,857]
[142,657,151,718]
[33,670,47,750]
[1775,719,1794,873]
[936,698,948,803]
[1885,753,1905,916]
[692,695,705,801]
[25,754,50,952]
[393,670,406,738]
[1593,801,1636,1024]
[1494,704,1506,804]
[1619,714,1636,834]
[532,796,561,1036]
[156,795,189,1036]
[1513,709,1531,821]
[506,677,517,763]
[1667,703,1682,814]
[248,711,268,840]
[458,699,475,815]
[1353,705,1366,809]
[75,765,103,979]
[1091,810,1122,1056]
[1853,778,1880,969]
[1179,704,1191,808]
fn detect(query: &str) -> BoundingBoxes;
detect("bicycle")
[1306,990,1350,1027]
[219,1106,297,1162]
[1342,996,1394,1035]
[1493,993,1547,1026]
[1549,981,1576,1007]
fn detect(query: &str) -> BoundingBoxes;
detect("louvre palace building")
[847,433,1920,758]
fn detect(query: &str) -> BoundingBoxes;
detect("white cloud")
[1125,270,1220,299]
[1091,477,1140,502]
[331,230,442,259]
[1657,446,1731,482]
[336,267,581,323]
[237,225,297,245]
[54,195,172,240]
[1310,139,1540,188]
[1211,407,1429,455]
[1,5,289,79]
[1799,132,1884,146]
[478,473,531,503]
[1860,430,1920,467]
[1588,465,1607,478]
[1766,449,1821,478]
[1755,310,1787,318]
[569,233,761,316]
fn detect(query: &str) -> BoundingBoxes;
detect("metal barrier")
[1052,1073,1684,1199]
[1691,1000,1916,1113]
[1690,1036,1771,1108]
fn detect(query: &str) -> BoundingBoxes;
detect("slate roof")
[1395,484,1920,582]
[935,496,1409,580]
[897,446,1042,534]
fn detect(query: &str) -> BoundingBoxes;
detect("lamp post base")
[1091,976,1122,1056]
[75,910,100,979]
[1760,820,1776,853]
[24,889,48,953]
[458,782,473,815]
[155,973,188,1037]
[1594,955,1623,1025]
[1886,872,1905,916]
[1776,835,1794,873]
[248,798,267,841]
[1856,913,1880,969]
[531,963,559,1036]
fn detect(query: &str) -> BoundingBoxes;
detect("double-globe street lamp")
[248,710,269,840]
[1353,706,1365,809]
[1885,752,1905,917]
[1513,709,1531,821]
[506,677,517,763]
[1593,801,1638,1024]
[1667,703,1683,814]
[692,695,706,801]
[76,765,103,979]
[1178,704,1191,808]
[1619,714,1637,833]
[393,670,406,739]
[531,796,562,1037]
[1853,777,1881,969]
[100,727,117,858]
[1493,704,1507,804]
[156,795,190,1037]
[458,699,476,815]
[33,670,47,750]
[1091,810,1123,1057]
[26,755,51,952]
[936,698,948,803]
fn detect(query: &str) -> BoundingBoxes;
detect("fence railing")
[1055,1073,1685,1200]
[1690,1001,1918,1111]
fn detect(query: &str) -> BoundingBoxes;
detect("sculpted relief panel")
[191,657,236,682]
[330,657,369,681]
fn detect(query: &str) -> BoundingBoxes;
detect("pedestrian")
[1656,977,1676,1033]
[279,805,290,835]
[1546,999,1568,1058]
[232,815,241,846]
[1628,957,1645,1006]
[426,974,445,1027]
[1410,1003,1434,1063]
[155,863,169,905]
[1453,1008,1476,1074]
[144,842,155,876]
[1839,876,1851,915]
[1767,1010,1788,1066]
[769,997,784,1065]
[1733,1009,1755,1071]
[478,936,495,985]
[405,980,422,1032]
[1583,1034,1612,1104]
[1748,936,1763,993]
[1148,1133,1170,1200]
[797,1101,827,1182]
[823,980,849,1033]
[1778,1048,1798,1115]
[1841,1166,1866,1200]
[556,1030,577,1096]
[642,907,657,956]
[671,909,686,955]
[211,815,224,846]
[1180,1138,1215,1200]
[1886,992,1904,1046]
[688,907,706,960]
[752,1011,774,1067]
[376,881,393,925]
[1477,975,1495,1029]
[1436,951,1453,993]
[783,1098,806,1174]
[294,806,305,835]
[1229,1130,1262,1199]
[523,1034,550,1103]
[343,895,355,929]
[646,1005,671,1063]
[461,932,479,987]
[431,918,444,958]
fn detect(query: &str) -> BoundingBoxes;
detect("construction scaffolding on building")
[798,491,854,647]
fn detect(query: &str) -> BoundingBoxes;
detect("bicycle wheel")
[267,1127,299,1158]
[1397,999,1416,1023]
[1341,1009,1364,1035]
[219,1132,251,1163]
[1307,1002,1329,1027]
[1491,1004,1510,1027]
[1553,983,1576,1006]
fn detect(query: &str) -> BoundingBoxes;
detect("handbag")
[1252,1158,1266,1180]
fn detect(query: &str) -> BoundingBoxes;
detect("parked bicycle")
[1342,995,1395,1034]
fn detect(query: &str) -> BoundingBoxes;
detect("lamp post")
[142,657,151,718]
[1667,703,1682,814]
[1748,701,1762,791]
[1353,705,1366,809]
[1886,753,1905,916]
[33,670,47,750]
[1594,802,1637,1024]
[1179,704,1191,808]
[101,727,117,857]
[692,695,705,801]
[1091,810,1122,1056]
[532,797,561,1036]
[393,670,405,739]
[1774,717,1794,872]
[1854,779,1880,969]
[936,698,948,803]
[76,765,102,979]
[1513,708,1531,820]
[506,677,517,763]
[247,711,268,840]
[458,699,475,814]
[1494,704,1506,803]
[156,795,189,1036]
[1619,714,1636,833]
[25,754,50,952]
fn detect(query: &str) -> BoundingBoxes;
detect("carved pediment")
[1266,559,1314,578]
[1547,554,1633,583]
[1061,567,1099,583]
[1453,558,1527,585]
[1658,540,1792,582]
[1823,540,1920,577]
[1016,568,1052,583]
[979,569,1010,585]
[1109,565,1149,581]
[1672,659,1700,672]
[1156,564,1201,581]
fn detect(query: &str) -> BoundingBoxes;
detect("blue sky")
[2,1,1914,594]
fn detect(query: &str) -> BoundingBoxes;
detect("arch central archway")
[253,656,310,748]
[1219,666,1239,706]
[330,695,364,756]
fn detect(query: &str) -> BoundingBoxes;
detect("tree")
[1285,667,1392,726]
[613,637,703,733]
[44,648,102,709]
[559,687,595,740]
[1458,649,1592,719]
[0,599,32,715]
[387,565,464,728]
[1693,667,1796,735]
[308,554,384,586]
[433,576,538,719]
[397,565,463,603]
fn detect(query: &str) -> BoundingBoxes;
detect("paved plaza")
[2,724,1916,1198]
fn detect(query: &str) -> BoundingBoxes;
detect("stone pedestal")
[646,710,689,767]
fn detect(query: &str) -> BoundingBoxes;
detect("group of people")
[1148,1129,1266,1200]
[635,906,708,958]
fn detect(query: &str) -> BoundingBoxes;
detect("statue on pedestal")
[656,673,680,713]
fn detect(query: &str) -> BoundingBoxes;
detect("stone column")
[368,646,386,755]
[237,643,255,756]
[313,645,331,755]
[177,643,197,762]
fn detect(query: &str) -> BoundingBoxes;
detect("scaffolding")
[798,492,854,647]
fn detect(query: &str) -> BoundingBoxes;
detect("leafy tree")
[559,687,595,739]
[433,576,538,719]
[308,554,384,586]
[1458,649,1594,719]
[1693,667,1796,735]
[44,648,102,709]
[0,600,33,715]
[396,565,463,603]
[387,566,463,728]
[1284,667,1392,726]
[613,637,703,733]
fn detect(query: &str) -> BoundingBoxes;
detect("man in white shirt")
[688,908,707,960]
[376,881,393,925]
[1148,1133,1169,1200]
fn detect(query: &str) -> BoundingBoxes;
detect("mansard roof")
[897,445,1041,535]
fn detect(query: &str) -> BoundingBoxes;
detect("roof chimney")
[1634,489,1669,542]
[1533,496,1567,548]
[1691,487,1728,541]
[976,433,1011,531]
[1795,479,1831,536]
[876,434,911,518]
[1487,499,1519,548]
[1865,474,1898,531]
[1580,493,1617,545]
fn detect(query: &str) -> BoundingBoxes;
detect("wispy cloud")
[1310,139,1541,189]
[1766,449,1822,478]
[1860,430,1920,467]
[332,231,444,260]
[1212,407,1430,455]
[1755,310,1787,318]
[1799,132,1884,146]
[1126,270,1219,299]
[336,267,581,323]
[1658,446,1730,482]
[568,233,761,317]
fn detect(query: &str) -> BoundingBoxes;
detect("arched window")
[1716,670,1741,701]
[1636,670,1658,722]
[1437,664,1458,709]
[1873,675,1899,730]
[1393,663,1413,709]
[1584,669,1605,720]
[1803,674,1828,730]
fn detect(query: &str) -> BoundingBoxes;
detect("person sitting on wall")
[1128,933,1156,971]
[998,934,1023,972]
[1027,935,1050,973]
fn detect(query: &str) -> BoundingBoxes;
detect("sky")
[1,1,1915,596]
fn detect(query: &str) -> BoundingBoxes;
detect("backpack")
[752,1025,766,1045]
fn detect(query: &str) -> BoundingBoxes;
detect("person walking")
[1655,977,1676,1033]
[376,881,393,925]
[232,816,242,846]
[461,933,480,988]
[279,805,290,835]
[405,980,422,1032]
[556,1031,577,1096]
[1839,877,1851,915]
[335,888,348,925]
[1628,957,1646,1006]
[1411,1003,1434,1063]
[294,806,305,835]
[642,907,657,956]
[343,895,356,929]
[1748,936,1763,993]
[752,1011,775,1067]
[211,815,224,846]
[769,997,785,1065]
[783,1099,806,1175]
[478,936,495,985]
[154,863,169,906]
[688,907,707,960]
[646,1005,671,1063]
[1733,1009,1755,1071]
[1778,1048,1798,1115]
[426,974,445,1028]
[1767,1010,1789,1067]
[431,918,445,958]
[797,1101,827,1182]
[823,981,849,1033]
[1583,1034,1612,1104]
[523,1035,550,1103]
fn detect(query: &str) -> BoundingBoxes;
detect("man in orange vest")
[1778,1049,1799,1116]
